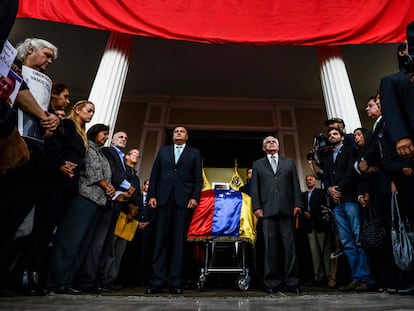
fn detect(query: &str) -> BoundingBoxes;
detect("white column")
[88,32,134,136]
[318,46,361,133]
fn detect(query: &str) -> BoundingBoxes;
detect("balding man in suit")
[146,126,202,294]
[251,136,303,294]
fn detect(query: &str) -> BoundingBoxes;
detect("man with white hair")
[251,136,303,294]
[15,38,59,138]
[0,37,59,295]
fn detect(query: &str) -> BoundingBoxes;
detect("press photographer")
[307,117,356,181]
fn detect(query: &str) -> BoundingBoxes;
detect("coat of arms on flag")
[229,160,244,191]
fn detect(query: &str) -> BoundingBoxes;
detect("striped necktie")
[270,155,277,173]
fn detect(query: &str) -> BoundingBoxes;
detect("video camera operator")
[307,117,355,182]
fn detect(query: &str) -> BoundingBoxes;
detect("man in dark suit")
[324,127,374,292]
[380,21,414,160]
[302,174,332,285]
[146,126,202,294]
[99,132,136,290]
[239,168,252,195]
[379,21,414,295]
[251,136,303,294]
[359,94,404,294]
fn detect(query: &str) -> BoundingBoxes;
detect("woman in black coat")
[21,100,95,293]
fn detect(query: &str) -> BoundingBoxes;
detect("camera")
[306,132,331,167]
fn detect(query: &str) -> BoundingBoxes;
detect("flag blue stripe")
[212,190,241,237]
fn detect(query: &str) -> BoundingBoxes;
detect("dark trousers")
[75,205,114,289]
[24,179,73,279]
[96,201,124,286]
[262,215,299,289]
[151,198,192,289]
[0,145,45,280]
[46,195,99,289]
[118,228,154,286]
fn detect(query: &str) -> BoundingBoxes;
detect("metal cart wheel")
[235,275,250,291]
[197,281,205,291]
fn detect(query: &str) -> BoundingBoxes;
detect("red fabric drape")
[17,1,414,46]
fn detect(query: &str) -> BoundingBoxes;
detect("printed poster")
[0,40,17,77]
[18,65,52,142]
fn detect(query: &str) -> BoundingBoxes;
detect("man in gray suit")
[251,136,303,294]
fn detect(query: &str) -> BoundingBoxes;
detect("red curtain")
[17,0,414,46]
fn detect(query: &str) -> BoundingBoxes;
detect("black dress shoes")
[53,286,82,295]
[264,287,279,294]
[399,286,414,295]
[0,289,15,297]
[18,270,48,296]
[285,286,301,294]
[82,286,102,294]
[169,288,184,294]
[145,287,163,294]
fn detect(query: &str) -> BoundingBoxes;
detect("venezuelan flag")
[188,189,256,244]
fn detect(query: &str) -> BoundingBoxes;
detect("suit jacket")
[302,188,330,233]
[251,155,303,217]
[125,164,141,208]
[363,117,385,168]
[324,144,359,204]
[102,146,129,190]
[147,144,202,207]
[380,72,414,144]
[44,119,86,193]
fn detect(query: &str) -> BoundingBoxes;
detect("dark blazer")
[0,101,17,139]
[380,72,414,144]
[324,144,359,203]
[147,144,202,207]
[102,146,129,190]
[302,188,330,233]
[363,118,384,166]
[125,165,141,208]
[44,119,86,193]
[251,155,303,217]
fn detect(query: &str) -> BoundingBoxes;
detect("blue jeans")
[332,202,373,284]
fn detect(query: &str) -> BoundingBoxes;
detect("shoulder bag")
[0,127,30,174]
[391,192,414,271]
[359,202,385,248]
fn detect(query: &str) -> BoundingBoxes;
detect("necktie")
[143,192,147,207]
[373,119,379,132]
[333,147,340,163]
[175,145,182,163]
[270,155,277,173]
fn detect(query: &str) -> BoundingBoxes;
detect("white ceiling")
[9,18,400,110]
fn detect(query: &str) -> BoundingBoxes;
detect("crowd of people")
[0,36,156,296]
[1,13,414,299]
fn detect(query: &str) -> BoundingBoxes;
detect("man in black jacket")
[379,21,414,295]
[302,174,332,284]
[324,127,374,292]
[146,126,202,294]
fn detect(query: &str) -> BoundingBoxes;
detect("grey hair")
[262,136,279,147]
[15,38,58,62]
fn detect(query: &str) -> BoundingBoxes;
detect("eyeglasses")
[129,152,141,158]
[265,140,277,144]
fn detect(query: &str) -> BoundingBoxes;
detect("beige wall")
[115,95,343,190]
